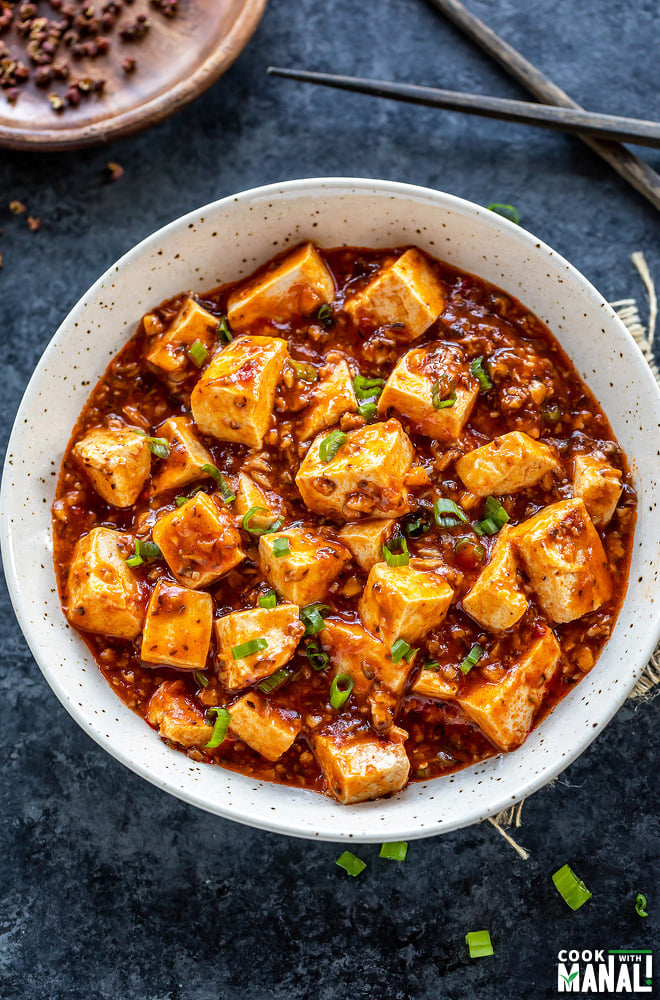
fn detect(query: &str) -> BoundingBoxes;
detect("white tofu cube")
[377,343,479,440]
[320,620,414,731]
[190,335,288,449]
[512,498,612,624]
[462,526,528,631]
[146,679,213,747]
[457,625,561,751]
[411,668,459,701]
[343,248,446,341]
[214,604,305,692]
[298,360,358,441]
[152,492,245,589]
[149,416,214,495]
[455,431,559,496]
[232,472,274,520]
[140,580,213,670]
[359,560,454,647]
[312,726,410,803]
[73,425,151,508]
[258,527,351,606]
[295,418,414,522]
[227,242,335,332]
[338,517,397,572]
[66,526,144,639]
[229,691,302,761]
[573,454,623,527]
[145,297,220,380]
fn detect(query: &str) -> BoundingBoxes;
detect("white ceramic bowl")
[3,178,659,843]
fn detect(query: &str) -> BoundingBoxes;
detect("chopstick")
[426,0,660,211]
[267,66,660,150]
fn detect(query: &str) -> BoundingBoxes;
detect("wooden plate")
[0,0,267,151]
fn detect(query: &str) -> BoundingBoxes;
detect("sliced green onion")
[242,506,284,536]
[454,537,485,565]
[460,643,485,675]
[391,639,417,664]
[319,430,347,463]
[431,376,456,410]
[188,339,208,367]
[304,641,329,671]
[353,375,385,400]
[271,536,290,557]
[258,589,277,610]
[217,316,232,342]
[379,841,408,861]
[336,851,365,876]
[383,535,409,567]
[193,670,209,688]
[204,707,230,748]
[358,401,378,420]
[423,661,440,671]
[552,864,592,910]
[258,668,291,694]
[291,359,317,382]
[126,538,162,568]
[542,403,561,424]
[201,463,235,504]
[488,202,520,225]
[635,893,648,918]
[174,495,189,507]
[402,509,433,538]
[317,303,333,326]
[300,602,330,636]
[433,497,468,529]
[329,673,353,709]
[465,930,494,959]
[132,429,171,459]
[475,496,509,535]
[231,637,268,660]
[470,356,492,392]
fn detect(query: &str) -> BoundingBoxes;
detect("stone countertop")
[0,1,658,997]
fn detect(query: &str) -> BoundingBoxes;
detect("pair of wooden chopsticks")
[267,0,660,212]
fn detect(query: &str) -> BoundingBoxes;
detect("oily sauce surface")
[52,246,637,791]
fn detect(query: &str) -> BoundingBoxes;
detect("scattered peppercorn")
[106,160,124,182]
[9,200,26,214]
[27,215,41,231]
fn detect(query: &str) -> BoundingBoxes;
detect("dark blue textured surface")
[0,1,658,997]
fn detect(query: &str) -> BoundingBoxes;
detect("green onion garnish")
[217,316,232,342]
[304,641,329,671]
[174,495,189,507]
[193,670,209,688]
[635,893,648,918]
[353,375,385,400]
[231,637,268,660]
[242,506,284,536]
[319,430,347,463]
[488,202,520,225]
[465,930,494,959]
[300,603,330,636]
[317,303,333,326]
[336,851,365,876]
[423,661,440,671]
[358,401,378,420]
[258,668,291,694]
[402,509,433,538]
[460,643,485,675]
[271,536,290,557]
[204,706,231,748]
[258,589,277,610]
[329,673,353,709]
[475,496,509,536]
[552,864,592,910]
[132,429,171,459]
[383,536,409,567]
[433,497,468,529]
[291,359,317,382]
[542,403,561,424]
[470,356,492,392]
[391,639,417,664]
[188,339,208,367]
[431,376,456,410]
[201,463,235,504]
[379,842,408,861]
[126,538,162,568]
[454,537,485,564]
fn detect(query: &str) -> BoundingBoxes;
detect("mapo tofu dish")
[53,242,636,805]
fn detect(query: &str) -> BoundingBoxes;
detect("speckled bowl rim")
[2,177,659,843]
